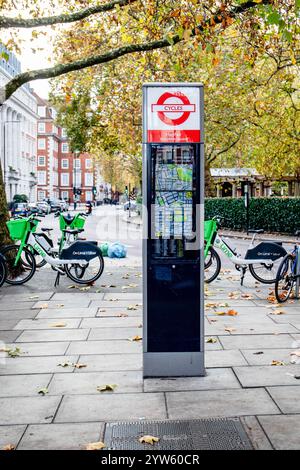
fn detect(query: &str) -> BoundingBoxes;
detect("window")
[61,159,69,169]
[61,173,69,186]
[37,106,46,117]
[85,191,92,201]
[74,158,81,169]
[61,191,69,200]
[38,138,46,150]
[85,173,93,186]
[38,122,45,133]
[38,155,46,166]
[61,143,69,153]
[38,190,46,201]
[74,171,81,187]
[37,171,46,185]
[61,128,68,138]
[85,159,92,169]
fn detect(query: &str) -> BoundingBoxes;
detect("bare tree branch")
[1,0,271,103]
[0,0,136,28]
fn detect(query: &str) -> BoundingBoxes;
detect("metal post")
[244,183,249,235]
[296,246,300,299]
[128,182,131,218]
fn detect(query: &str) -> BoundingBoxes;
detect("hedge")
[205,197,300,234]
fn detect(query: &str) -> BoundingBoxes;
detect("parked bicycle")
[275,233,300,303]
[0,215,7,288]
[204,217,287,284]
[3,214,104,286]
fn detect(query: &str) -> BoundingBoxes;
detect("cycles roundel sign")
[146,86,201,143]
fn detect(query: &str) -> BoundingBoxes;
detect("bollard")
[296,246,300,299]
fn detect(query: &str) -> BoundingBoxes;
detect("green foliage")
[13,194,28,203]
[205,197,300,234]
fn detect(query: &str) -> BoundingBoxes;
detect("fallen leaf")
[205,337,217,343]
[128,336,142,342]
[290,351,300,357]
[227,309,239,316]
[117,313,129,317]
[241,293,253,299]
[253,351,264,355]
[73,363,87,369]
[271,309,286,315]
[7,347,21,358]
[86,441,106,450]
[127,305,138,311]
[50,322,67,328]
[80,287,90,291]
[38,388,48,395]
[99,309,106,313]
[271,360,285,366]
[214,311,226,316]
[40,303,48,309]
[29,296,39,300]
[2,444,15,451]
[224,327,236,333]
[67,285,77,289]
[139,435,160,445]
[97,384,117,392]
[57,362,73,368]
[56,304,64,308]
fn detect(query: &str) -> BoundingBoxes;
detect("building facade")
[35,94,98,202]
[0,44,38,202]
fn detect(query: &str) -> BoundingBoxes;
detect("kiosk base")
[143,352,205,377]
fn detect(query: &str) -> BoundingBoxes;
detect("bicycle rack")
[296,246,300,300]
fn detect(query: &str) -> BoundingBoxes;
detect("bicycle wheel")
[0,256,7,288]
[249,256,283,284]
[2,244,36,285]
[65,253,104,285]
[275,254,295,303]
[25,247,47,268]
[204,246,221,283]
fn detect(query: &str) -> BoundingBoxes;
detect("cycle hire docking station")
[142,83,205,377]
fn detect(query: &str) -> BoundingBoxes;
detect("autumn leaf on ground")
[225,327,236,333]
[127,305,138,311]
[38,388,48,395]
[118,313,129,317]
[214,311,226,316]
[99,309,106,313]
[128,336,142,342]
[290,351,300,357]
[97,384,117,392]
[270,309,286,315]
[86,441,106,450]
[39,303,48,309]
[205,302,218,308]
[5,347,22,358]
[227,309,239,316]
[139,435,160,445]
[271,360,285,366]
[109,298,119,302]
[57,362,73,368]
[56,304,64,308]
[267,295,277,303]
[241,293,253,299]
[205,337,217,343]
[2,444,15,450]
[67,285,77,289]
[253,351,264,355]
[28,295,39,299]
[73,363,87,369]
[50,322,67,328]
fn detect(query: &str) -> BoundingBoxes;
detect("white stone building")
[0,45,38,202]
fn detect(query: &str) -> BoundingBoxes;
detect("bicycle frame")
[14,232,88,267]
[213,233,275,266]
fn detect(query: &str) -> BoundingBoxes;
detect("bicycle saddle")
[248,229,264,234]
[62,214,75,225]
[41,227,53,232]
[62,228,84,234]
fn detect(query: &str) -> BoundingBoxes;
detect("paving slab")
[18,422,105,450]
[240,416,273,450]
[16,329,90,343]
[0,396,61,425]
[96,307,142,317]
[1,292,54,302]
[166,388,279,419]
[55,392,166,422]
[0,330,22,343]
[0,355,79,375]
[0,425,26,449]
[32,300,91,309]
[269,314,300,325]
[0,374,52,397]
[233,365,300,387]
[89,300,143,309]
[0,319,20,330]
[67,339,142,355]
[205,350,248,367]
[241,348,299,366]
[0,309,37,320]
[258,415,300,450]
[204,336,224,350]
[76,354,142,372]
[14,318,81,330]
[266,386,300,414]
[144,368,240,392]
[0,302,35,311]
[36,308,98,319]
[88,327,142,341]
[81,317,142,329]
[48,370,143,395]
[219,334,295,350]
[51,293,105,301]
[205,319,298,336]
[4,342,69,357]
[104,293,142,300]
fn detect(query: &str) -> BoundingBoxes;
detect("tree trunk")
[0,162,11,246]
[205,160,216,197]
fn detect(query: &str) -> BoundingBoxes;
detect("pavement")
[0,207,300,450]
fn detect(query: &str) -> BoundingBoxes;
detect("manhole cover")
[104,418,253,450]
